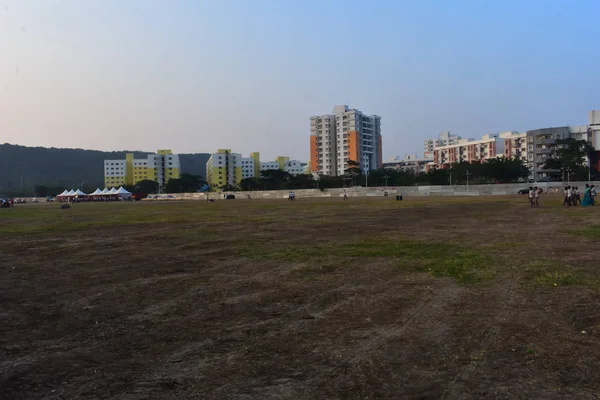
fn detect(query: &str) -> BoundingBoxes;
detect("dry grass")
[1,196,600,399]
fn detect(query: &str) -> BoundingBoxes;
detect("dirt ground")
[1,196,600,399]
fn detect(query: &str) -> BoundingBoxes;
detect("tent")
[108,187,118,195]
[67,189,76,196]
[74,189,87,196]
[116,186,132,199]
[57,190,69,197]
[90,188,102,195]
[101,188,110,195]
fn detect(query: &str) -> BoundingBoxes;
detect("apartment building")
[588,111,600,171]
[310,105,382,176]
[104,150,180,189]
[424,132,461,158]
[206,149,243,188]
[206,150,307,188]
[383,154,433,174]
[433,134,506,169]
[260,156,307,175]
[501,131,527,163]
[525,127,569,181]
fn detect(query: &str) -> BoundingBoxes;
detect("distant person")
[564,186,572,207]
[582,184,592,206]
[343,190,348,200]
[529,186,535,207]
[10,197,14,207]
[534,186,541,207]
[591,185,597,206]
[574,187,581,205]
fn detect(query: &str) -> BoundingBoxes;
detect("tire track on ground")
[441,277,517,399]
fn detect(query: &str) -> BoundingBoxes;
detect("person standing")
[529,186,535,208]
[591,185,597,206]
[582,184,592,206]
[343,190,348,200]
[575,187,581,205]
[563,186,570,206]
[534,186,541,207]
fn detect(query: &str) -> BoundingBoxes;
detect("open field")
[2,196,600,399]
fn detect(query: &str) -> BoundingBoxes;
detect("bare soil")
[1,196,600,399]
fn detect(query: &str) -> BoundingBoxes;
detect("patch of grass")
[238,238,493,284]
[570,224,600,239]
[523,261,581,287]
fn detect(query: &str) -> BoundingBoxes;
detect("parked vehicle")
[132,193,149,201]
[518,188,543,195]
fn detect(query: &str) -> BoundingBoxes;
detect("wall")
[157,181,600,200]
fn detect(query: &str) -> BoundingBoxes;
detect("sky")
[1,0,599,161]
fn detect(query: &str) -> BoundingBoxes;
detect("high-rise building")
[103,150,180,189]
[310,105,382,176]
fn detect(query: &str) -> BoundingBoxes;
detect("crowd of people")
[563,184,596,207]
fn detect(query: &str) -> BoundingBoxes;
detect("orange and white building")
[310,105,382,176]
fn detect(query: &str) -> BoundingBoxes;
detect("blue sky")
[1,0,599,160]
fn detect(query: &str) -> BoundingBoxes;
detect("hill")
[0,143,210,193]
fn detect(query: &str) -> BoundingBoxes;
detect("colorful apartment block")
[206,149,245,188]
[206,150,308,189]
[104,149,180,189]
[310,105,382,176]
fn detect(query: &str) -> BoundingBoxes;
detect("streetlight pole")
[383,174,389,188]
[80,181,87,191]
[465,170,472,192]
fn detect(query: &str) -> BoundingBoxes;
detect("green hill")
[0,143,210,194]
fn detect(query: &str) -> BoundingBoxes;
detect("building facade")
[206,150,307,188]
[383,154,433,174]
[206,149,243,188]
[501,131,527,163]
[424,132,461,158]
[104,150,180,189]
[525,127,569,181]
[310,105,382,176]
[432,134,506,169]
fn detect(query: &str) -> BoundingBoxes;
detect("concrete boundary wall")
[155,181,600,201]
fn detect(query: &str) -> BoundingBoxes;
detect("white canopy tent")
[101,188,110,194]
[116,186,132,199]
[67,189,76,196]
[108,187,118,195]
[90,188,102,195]
[57,189,69,197]
[74,189,87,196]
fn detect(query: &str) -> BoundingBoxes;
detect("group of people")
[563,184,596,207]
[527,187,542,207]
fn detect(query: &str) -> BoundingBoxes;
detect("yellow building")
[206,149,259,188]
[103,149,180,189]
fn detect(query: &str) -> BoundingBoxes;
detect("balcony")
[538,138,555,145]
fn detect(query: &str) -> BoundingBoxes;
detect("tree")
[544,138,595,181]
[481,157,529,183]
[134,179,159,194]
[239,177,262,191]
[165,174,206,193]
[344,160,361,186]
[261,169,293,190]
